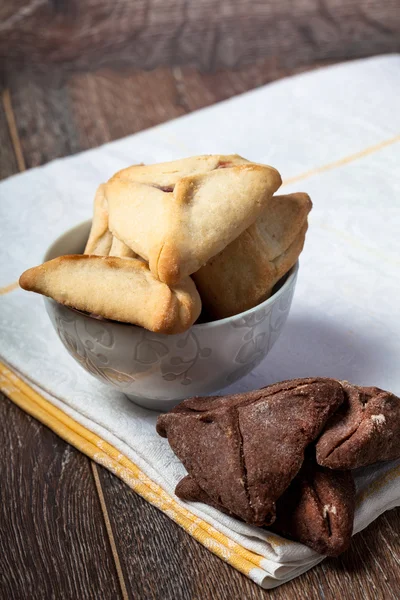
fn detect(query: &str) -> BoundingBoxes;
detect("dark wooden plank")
[96,466,266,600]
[0,394,122,600]
[6,74,82,169]
[320,509,400,600]
[4,64,400,599]
[8,61,332,168]
[68,61,311,148]
[67,68,186,150]
[1,0,400,73]
[70,62,400,598]
[171,60,335,113]
[97,466,400,600]
[7,68,187,168]
[0,91,19,180]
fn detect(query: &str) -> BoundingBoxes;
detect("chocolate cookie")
[176,475,231,515]
[271,454,355,556]
[176,458,355,557]
[157,378,344,526]
[316,381,400,469]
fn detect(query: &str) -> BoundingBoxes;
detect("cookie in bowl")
[19,154,310,409]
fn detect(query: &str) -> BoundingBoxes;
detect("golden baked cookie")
[192,192,312,319]
[19,255,201,334]
[84,184,113,256]
[105,154,282,285]
[109,235,137,258]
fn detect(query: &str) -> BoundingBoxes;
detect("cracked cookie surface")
[316,381,400,469]
[271,453,355,556]
[157,377,344,526]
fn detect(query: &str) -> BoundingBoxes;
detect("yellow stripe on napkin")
[0,361,268,577]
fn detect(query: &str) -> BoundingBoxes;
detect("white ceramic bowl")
[44,221,298,410]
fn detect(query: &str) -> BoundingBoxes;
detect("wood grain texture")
[96,465,264,600]
[5,60,328,171]
[320,510,400,600]
[1,0,400,73]
[0,92,19,179]
[2,89,26,172]
[171,60,334,112]
[2,63,400,598]
[5,68,187,170]
[5,75,81,169]
[0,394,122,600]
[97,465,400,600]
[67,68,186,150]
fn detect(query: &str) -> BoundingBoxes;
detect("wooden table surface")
[1,62,400,600]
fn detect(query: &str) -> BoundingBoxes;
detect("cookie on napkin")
[316,381,400,469]
[271,454,355,556]
[157,378,344,526]
[177,455,356,557]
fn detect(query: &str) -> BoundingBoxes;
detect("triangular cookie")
[316,381,400,469]
[157,378,344,525]
[271,454,355,556]
[193,192,312,318]
[176,457,356,557]
[110,154,251,187]
[19,255,201,334]
[105,155,282,285]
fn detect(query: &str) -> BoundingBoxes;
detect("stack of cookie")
[20,155,312,331]
[157,378,400,556]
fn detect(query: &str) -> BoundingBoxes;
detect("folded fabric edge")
[0,361,273,584]
[2,360,400,585]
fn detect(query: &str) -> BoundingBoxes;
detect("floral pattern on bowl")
[44,220,298,411]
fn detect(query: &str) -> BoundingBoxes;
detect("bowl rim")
[44,220,298,332]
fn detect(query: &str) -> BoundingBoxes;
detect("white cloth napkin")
[1,54,400,589]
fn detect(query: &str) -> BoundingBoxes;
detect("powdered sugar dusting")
[323,504,337,517]
[371,414,386,425]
